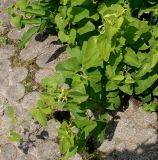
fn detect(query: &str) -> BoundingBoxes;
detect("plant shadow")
[99,142,158,160]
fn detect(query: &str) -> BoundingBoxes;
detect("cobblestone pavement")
[0,1,157,160]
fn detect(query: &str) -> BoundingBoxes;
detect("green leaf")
[66,46,82,63]
[55,14,66,31]
[8,131,22,142]
[124,48,140,68]
[11,15,23,29]
[153,86,158,96]
[112,75,124,81]
[106,81,119,91]
[63,147,78,160]
[92,121,106,143]
[16,0,27,10]
[125,73,135,84]
[74,119,97,137]
[119,84,133,95]
[136,62,151,78]
[68,29,76,44]
[106,95,121,110]
[98,16,124,62]
[71,7,89,22]
[7,6,14,15]
[7,106,17,123]
[58,30,69,43]
[82,36,103,70]
[41,72,65,88]
[87,69,102,92]
[22,8,46,16]
[22,18,42,25]
[135,74,158,94]
[58,122,75,154]
[18,26,39,48]
[32,108,47,126]
[56,57,81,72]
[77,21,95,35]
[143,102,158,112]
[69,83,88,104]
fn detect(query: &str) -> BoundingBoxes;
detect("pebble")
[9,67,28,83]
[98,101,158,159]
[0,94,6,110]
[0,45,15,59]
[7,28,25,40]
[0,25,7,35]
[20,46,39,61]
[16,154,37,160]
[35,69,53,83]
[21,92,40,110]
[69,153,83,160]
[45,119,61,139]
[0,143,17,160]
[0,73,9,93]
[37,141,60,160]
[0,12,10,25]
[5,83,25,101]
[36,53,56,69]
[0,59,11,72]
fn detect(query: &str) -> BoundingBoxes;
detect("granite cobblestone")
[0,1,157,160]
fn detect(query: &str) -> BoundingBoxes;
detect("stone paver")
[0,73,9,94]
[7,28,25,40]
[69,154,83,160]
[5,83,25,101]
[20,46,39,61]
[21,92,40,110]
[0,12,10,25]
[9,67,28,83]
[35,69,54,83]
[16,154,37,160]
[37,141,60,160]
[44,119,61,139]
[0,45,15,59]
[36,50,67,69]
[0,59,11,72]
[0,25,7,35]
[98,100,158,160]
[0,143,17,160]
[0,2,157,160]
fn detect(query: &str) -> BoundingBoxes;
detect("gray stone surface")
[36,50,67,69]
[20,46,39,61]
[7,28,25,40]
[0,73,9,94]
[35,69,54,83]
[0,12,10,25]
[16,154,37,160]
[0,59,11,73]
[0,2,157,160]
[45,119,61,139]
[0,25,7,35]
[5,83,25,101]
[0,143,17,160]
[69,153,83,160]
[9,67,28,83]
[98,100,158,160]
[28,34,60,54]
[37,141,60,160]
[21,92,40,110]
[0,94,6,109]
[36,53,56,69]
[0,45,15,60]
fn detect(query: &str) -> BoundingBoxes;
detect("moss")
[22,59,42,94]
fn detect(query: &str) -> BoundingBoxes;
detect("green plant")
[9,0,158,159]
